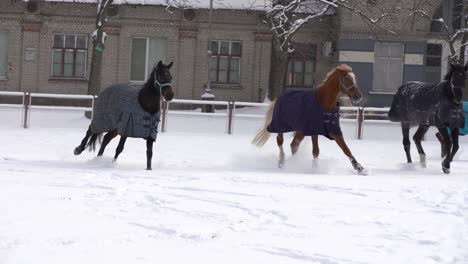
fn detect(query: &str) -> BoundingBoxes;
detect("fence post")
[23,92,30,129]
[357,107,364,140]
[227,101,234,135]
[161,100,168,133]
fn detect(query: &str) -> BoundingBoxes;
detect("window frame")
[0,31,7,80]
[129,36,167,83]
[286,44,316,88]
[130,37,150,83]
[51,33,88,79]
[425,43,443,84]
[209,40,242,84]
[372,42,404,93]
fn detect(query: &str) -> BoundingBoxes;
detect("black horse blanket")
[267,88,342,139]
[388,81,465,129]
[90,84,161,140]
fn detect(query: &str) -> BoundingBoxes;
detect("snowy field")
[1,107,468,264]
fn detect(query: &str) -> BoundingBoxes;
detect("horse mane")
[318,64,352,88]
[142,66,158,92]
[443,64,464,80]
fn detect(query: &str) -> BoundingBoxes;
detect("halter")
[339,74,356,91]
[154,72,172,95]
[449,74,462,104]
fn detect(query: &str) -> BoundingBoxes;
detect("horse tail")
[388,88,403,122]
[86,132,103,152]
[252,100,276,147]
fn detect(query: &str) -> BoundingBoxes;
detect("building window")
[372,42,404,93]
[209,41,241,84]
[52,34,87,78]
[0,32,8,79]
[130,37,167,82]
[425,43,442,84]
[287,44,316,87]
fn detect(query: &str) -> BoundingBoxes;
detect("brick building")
[0,0,461,106]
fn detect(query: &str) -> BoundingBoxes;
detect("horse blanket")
[90,84,161,140]
[388,81,465,129]
[267,88,342,140]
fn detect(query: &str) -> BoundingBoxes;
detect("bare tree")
[87,0,113,100]
[408,0,468,64]
[263,0,414,100]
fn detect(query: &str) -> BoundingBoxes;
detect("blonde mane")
[318,64,353,88]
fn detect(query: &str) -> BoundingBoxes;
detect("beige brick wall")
[1,1,337,102]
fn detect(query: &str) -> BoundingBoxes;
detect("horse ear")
[157,61,163,68]
[168,61,173,69]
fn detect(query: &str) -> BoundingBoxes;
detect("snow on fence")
[0,91,396,139]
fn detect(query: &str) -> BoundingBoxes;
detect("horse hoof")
[312,158,318,167]
[74,147,83,155]
[442,167,450,174]
[291,144,299,155]
[146,167,152,171]
[358,168,368,176]
[419,154,426,168]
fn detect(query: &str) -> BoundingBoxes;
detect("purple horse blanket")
[267,88,342,140]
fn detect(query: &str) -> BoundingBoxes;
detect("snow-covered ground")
[1,107,468,264]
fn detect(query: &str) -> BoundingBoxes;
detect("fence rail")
[0,91,396,139]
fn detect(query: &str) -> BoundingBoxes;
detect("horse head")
[151,61,174,101]
[444,63,467,104]
[335,64,363,104]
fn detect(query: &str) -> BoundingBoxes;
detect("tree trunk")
[87,27,104,97]
[267,37,289,101]
[85,0,111,118]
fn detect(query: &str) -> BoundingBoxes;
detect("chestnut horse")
[252,64,365,174]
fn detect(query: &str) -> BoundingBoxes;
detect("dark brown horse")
[74,61,174,170]
[252,64,365,173]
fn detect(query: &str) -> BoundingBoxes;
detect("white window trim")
[129,37,150,84]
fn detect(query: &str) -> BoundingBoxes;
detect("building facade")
[0,0,460,107]
[0,0,336,103]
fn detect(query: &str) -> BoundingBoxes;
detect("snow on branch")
[266,0,403,52]
[267,0,335,51]
[410,5,468,63]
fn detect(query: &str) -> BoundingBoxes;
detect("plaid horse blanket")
[90,84,161,140]
[267,88,342,139]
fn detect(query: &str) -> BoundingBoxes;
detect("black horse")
[74,61,174,170]
[388,63,466,174]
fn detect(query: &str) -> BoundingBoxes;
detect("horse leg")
[97,129,118,156]
[290,131,304,155]
[312,135,320,158]
[402,122,412,163]
[74,126,92,155]
[412,125,429,168]
[450,128,459,161]
[331,134,364,173]
[277,133,285,168]
[437,128,452,174]
[113,136,127,161]
[435,132,447,158]
[146,138,154,170]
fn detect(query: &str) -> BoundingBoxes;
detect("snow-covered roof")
[28,0,336,13]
